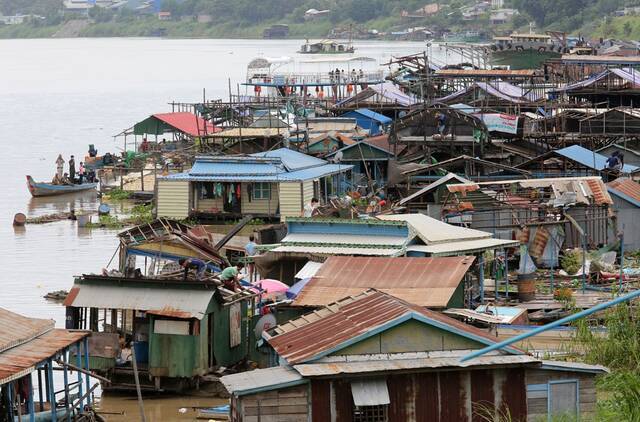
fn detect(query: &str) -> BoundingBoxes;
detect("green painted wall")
[149,317,207,378]
[341,144,390,160]
[332,319,484,356]
[447,283,465,308]
[210,299,249,367]
[309,139,340,154]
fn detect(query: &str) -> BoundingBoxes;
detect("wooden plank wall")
[525,368,597,422]
[239,384,309,422]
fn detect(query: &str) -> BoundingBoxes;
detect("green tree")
[623,21,633,37]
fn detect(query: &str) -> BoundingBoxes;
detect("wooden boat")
[26,175,98,197]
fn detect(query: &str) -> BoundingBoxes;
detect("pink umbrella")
[250,279,289,299]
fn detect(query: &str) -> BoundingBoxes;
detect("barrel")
[13,213,26,226]
[98,203,111,216]
[517,273,537,302]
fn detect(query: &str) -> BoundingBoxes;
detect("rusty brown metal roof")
[268,290,523,364]
[0,308,54,353]
[586,178,614,205]
[607,178,640,206]
[0,328,89,384]
[293,256,474,308]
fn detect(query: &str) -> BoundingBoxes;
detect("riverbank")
[0,18,343,39]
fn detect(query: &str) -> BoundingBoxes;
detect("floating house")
[0,308,91,421]
[256,215,517,286]
[126,112,219,142]
[155,148,353,222]
[397,172,472,216]
[435,81,542,112]
[578,107,640,136]
[440,177,614,254]
[335,82,418,111]
[63,274,253,392]
[340,108,393,135]
[307,131,356,156]
[325,135,401,184]
[549,67,640,106]
[607,177,640,249]
[116,218,228,272]
[292,255,475,308]
[221,290,606,422]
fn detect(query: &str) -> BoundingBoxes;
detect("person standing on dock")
[436,112,447,136]
[55,154,65,179]
[245,235,257,280]
[68,155,76,183]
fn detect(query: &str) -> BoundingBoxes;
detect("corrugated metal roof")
[209,127,285,138]
[0,329,89,385]
[271,245,402,256]
[220,365,305,396]
[152,112,219,136]
[398,173,472,206]
[556,145,639,173]
[293,256,474,307]
[294,353,540,377]
[444,306,528,325]
[252,148,328,171]
[295,261,324,279]
[282,233,407,247]
[539,360,609,374]
[0,308,54,354]
[65,284,214,320]
[377,213,492,244]
[607,177,640,207]
[163,164,351,183]
[405,238,520,256]
[435,69,536,77]
[450,176,614,206]
[345,108,393,124]
[351,379,390,406]
[267,290,523,364]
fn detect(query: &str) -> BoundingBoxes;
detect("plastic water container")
[76,213,91,227]
[133,341,149,363]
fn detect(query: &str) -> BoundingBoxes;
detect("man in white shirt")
[302,198,319,217]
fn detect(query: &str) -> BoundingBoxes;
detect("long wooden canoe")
[26,175,98,197]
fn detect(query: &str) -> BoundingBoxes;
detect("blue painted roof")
[343,109,393,124]
[556,145,639,173]
[163,148,351,182]
[163,163,351,183]
[190,158,284,177]
[252,148,327,171]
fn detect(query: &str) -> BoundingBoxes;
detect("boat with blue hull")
[26,175,98,197]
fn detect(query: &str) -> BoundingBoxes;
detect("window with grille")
[353,405,388,422]
[253,182,271,200]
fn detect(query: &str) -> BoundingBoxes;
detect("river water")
[0,38,445,420]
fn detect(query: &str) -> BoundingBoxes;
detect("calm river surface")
[0,37,448,420]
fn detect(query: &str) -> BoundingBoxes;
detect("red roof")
[607,177,640,205]
[267,290,523,364]
[293,256,475,307]
[362,133,406,154]
[153,112,219,137]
